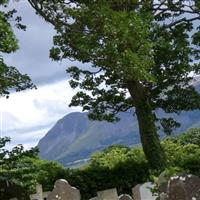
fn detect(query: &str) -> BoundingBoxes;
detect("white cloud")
[3,1,86,85]
[0,1,85,150]
[0,80,81,149]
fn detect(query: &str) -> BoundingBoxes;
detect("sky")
[0,1,82,149]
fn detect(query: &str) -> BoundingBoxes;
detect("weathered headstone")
[119,194,133,200]
[47,179,81,200]
[159,174,200,200]
[132,182,156,200]
[97,188,118,200]
[132,184,141,200]
[30,184,43,200]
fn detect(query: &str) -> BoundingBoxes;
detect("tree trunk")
[127,81,166,170]
[135,100,166,170]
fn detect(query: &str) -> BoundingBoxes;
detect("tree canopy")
[0,0,35,97]
[28,0,200,170]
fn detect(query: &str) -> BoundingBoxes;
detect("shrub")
[62,145,150,199]
[177,128,200,146]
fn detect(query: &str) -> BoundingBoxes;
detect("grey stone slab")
[97,188,118,200]
[132,182,156,200]
[30,184,44,200]
[139,182,156,200]
[132,184,141,200]
[47,179,81,200]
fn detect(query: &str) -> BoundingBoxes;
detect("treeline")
[1,128,200,200]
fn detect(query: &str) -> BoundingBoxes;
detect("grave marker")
[97,188,118,200]
[47,179,80,200]
[132,182,156,200]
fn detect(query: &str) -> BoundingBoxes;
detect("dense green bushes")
[1,128,200,199]
[177,128,200,146]
[0,137,66,196]
[64,145,149,199]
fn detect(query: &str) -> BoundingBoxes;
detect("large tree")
[0,0,34,97]
[28,0,200,170]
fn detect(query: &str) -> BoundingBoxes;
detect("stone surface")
[159,192,168,200]
[159,174,200,200]
[119,194,133,200]
[30,184,45,200]
[132,182,156,200]
[47,179,81,200]
[132,184,141,200]
[157,171,168,194]
[97,188,118,200]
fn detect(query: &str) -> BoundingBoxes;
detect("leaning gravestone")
[132,182,156,200]
[47,179,81,200]
[159,174,200,200]
[97,188,118,200]
[119,194,133,200]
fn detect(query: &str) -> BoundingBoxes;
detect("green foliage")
[0,179,29,200]
[28,0,200,130]
[29,0,200,170]
[64,145,149,199]
[0,0,35,97]
[1,130,200,199]
[177,128,200,146]
[162,139,200,176]
[0,137,65,194]
[90,145,132,169]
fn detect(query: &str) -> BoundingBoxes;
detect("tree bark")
[127,80,166,170]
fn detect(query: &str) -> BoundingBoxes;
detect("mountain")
[38,111,140,166]
[38,110,200,166]
[38,77,200,166]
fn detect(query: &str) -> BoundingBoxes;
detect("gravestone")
[30,184,50,200]
[132,182,156,200]
[97,188,118,200]
[30,184,43,200]
[119,194,133,200]
[159,174,200,200]
[47,179,81,200]
[132,185,141,200]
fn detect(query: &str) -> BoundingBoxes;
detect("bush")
[0,179,29,200]
[177,128,200,146]
[162,138,200,176]
[2,131,200,200]
[61,145,150,199]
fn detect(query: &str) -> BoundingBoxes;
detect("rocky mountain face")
[38,78,200,166]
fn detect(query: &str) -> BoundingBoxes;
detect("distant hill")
[38,111,140,166]
[38,78,200,166]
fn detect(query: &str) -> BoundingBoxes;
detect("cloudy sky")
[0,1,83,149]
